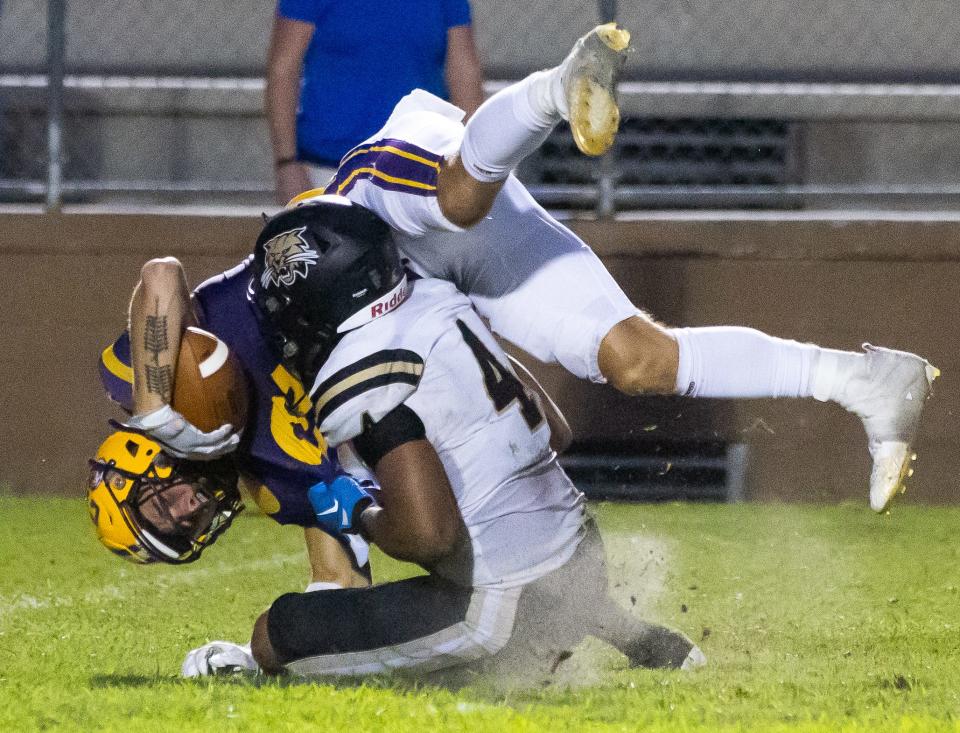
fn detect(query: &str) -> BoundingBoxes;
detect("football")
[172,326,249,433]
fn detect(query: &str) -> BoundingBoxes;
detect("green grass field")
[1,496,958,732]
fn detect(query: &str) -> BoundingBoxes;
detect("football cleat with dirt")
[560,22,631,157]
[620,625,706,671]
[833,344,939,512]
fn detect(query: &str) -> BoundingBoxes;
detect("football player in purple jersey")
[93,255,371,587]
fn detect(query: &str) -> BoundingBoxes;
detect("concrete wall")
[1,212,957,506]
[803,122,960,187]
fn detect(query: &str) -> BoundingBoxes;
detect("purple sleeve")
[98,331,134,414]
[276,0,324,25]
[442,0,472,28]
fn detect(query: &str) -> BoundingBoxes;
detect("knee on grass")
[250,611,285,675]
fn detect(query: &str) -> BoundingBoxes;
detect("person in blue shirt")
[266,0,484,204]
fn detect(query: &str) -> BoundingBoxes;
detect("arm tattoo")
[145,364,173,402]
[144,314,169,358]
[142,296,173,402]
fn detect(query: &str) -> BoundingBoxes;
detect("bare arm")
[266,14,315,204]
[357,439,466,568]
[303,526,370,587]
[128,257,196,414]
[445,24,484,119]
[508,354,573,454]
[126,259,239,458]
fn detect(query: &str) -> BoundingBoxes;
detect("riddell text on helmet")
[338,277,410,333]
[370,283,408,318]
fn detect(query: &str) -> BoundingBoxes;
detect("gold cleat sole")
[870,442,914,513]
[596,22,631,52]
[872,363,940,513]
[565,23,631,157]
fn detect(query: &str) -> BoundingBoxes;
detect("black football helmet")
[248,194,407,387]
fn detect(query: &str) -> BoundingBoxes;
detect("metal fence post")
[595,0,618,217]
[596,152,616,218]
[598,0,617,22]
[46,0,66,212]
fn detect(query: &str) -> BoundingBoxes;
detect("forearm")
[356,438,465,568]
[303,526,369,588]
[265,63,301,162]
[355,504,460,567]
[445,25,485,118]
[265,18,311,163]
[448,68,484,119]
[128,258,194,414]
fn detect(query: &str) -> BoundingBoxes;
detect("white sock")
[809,347,867,404]
[670,326,838,399]
[304,580,344,593]
[459,69,565,183]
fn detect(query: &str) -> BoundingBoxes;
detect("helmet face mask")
[88,431,242,564]
[248,195,407,388]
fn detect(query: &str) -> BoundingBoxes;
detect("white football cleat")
[559,22,631,157]
[834,344,939,512]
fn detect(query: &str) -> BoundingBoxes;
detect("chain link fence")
[3,0,960,211]
[1,1,45,198]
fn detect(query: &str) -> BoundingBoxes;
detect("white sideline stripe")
[198,337,229,378]
[0,549,305,628]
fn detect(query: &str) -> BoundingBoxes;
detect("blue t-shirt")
[278,0,472,165]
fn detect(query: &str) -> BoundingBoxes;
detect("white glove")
[181,641,258,678]
[126,404,240,460]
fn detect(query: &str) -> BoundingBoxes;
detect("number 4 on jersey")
[456,319,544,431]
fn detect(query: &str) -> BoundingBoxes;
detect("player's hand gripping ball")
[125,327,248,460]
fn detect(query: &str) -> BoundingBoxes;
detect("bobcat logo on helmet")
[260,227,320,289]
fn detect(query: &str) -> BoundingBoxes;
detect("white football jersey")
[314,89,640,383]
[311,278,585,589]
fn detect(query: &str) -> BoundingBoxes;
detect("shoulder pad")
[313,348,425,445]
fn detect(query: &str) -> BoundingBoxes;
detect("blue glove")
[308,475,374,535]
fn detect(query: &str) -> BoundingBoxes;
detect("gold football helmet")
[88,429,242,564]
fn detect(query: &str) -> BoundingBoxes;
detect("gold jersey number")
[269,364,328,465]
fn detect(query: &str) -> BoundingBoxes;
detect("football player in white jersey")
[232,197,706,678]
[123,25,936,522]
[273,23,936,514]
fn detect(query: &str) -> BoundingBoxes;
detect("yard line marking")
[0,550,306,629]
